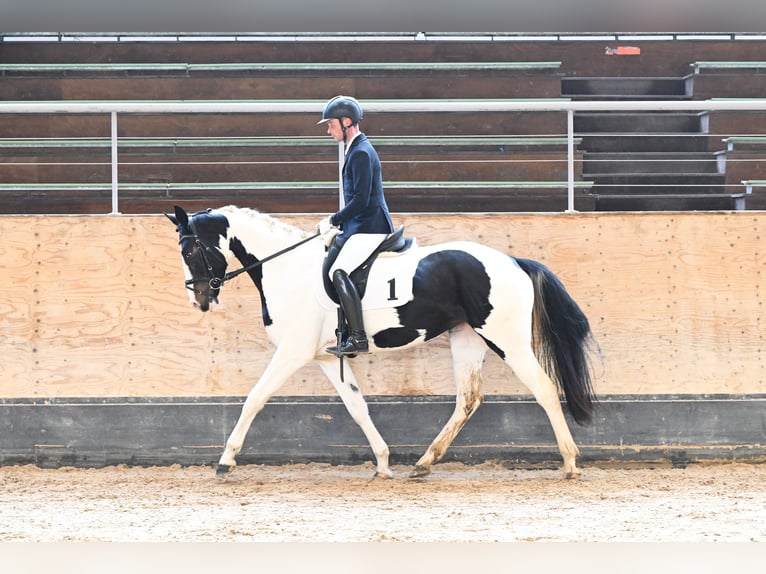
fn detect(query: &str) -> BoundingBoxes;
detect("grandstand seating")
[685,59,766,104]
[740,180,766,210]
[0,124,585,213]
[2,33,766,213]
[0,60,563,100]
[0,179,595,215]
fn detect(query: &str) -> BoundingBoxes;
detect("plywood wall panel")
[0,211,763,399]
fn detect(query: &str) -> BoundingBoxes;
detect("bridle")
[179,219,320,297]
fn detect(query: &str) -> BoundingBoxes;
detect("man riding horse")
[316,95,395,357]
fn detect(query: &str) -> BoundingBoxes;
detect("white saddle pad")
[316,239,420,310]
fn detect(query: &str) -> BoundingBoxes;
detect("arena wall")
[1,211,764,468]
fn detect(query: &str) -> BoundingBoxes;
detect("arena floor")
[1,460,764,542]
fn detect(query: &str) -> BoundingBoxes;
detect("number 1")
[387,278,397,301]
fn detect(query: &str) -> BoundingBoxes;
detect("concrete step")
[562,77,687,97]
[590,193,744,211]
[574,112,701,133]
[582,152,719,174]
[565,93,692,101]
[578,133,710,153]
[588,173,726,195]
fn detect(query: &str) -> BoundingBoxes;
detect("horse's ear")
[166,205,189,227]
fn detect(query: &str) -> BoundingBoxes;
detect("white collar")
[344,132,361,155]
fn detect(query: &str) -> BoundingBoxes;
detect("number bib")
[359,249,420,309]
[315,243,420,311]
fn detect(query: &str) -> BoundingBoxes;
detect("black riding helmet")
[317,95,363,125]
[317,95,363,143]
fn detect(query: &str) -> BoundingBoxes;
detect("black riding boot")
[326,269,369,356]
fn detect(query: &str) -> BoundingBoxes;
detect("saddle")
[323,225,414,304]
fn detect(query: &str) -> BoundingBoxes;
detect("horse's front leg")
[317,358,393,479]
[216,345,310,477]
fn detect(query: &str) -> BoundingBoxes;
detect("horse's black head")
[165,205,230,312]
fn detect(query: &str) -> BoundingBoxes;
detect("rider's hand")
[317,216,340,247]
[316,216,333,236]
[322,227,341,247]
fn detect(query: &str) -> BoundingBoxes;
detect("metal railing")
[2,32,765,43]
[2,98,766,213]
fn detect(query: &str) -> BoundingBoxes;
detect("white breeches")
[328,233,388,278]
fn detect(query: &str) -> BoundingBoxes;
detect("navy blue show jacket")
[329,134,394,238]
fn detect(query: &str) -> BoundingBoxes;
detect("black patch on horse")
[229,236,272,327]
[373,250,493,348]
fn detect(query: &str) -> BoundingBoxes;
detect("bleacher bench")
[722,136,766,151]
[741,179,766,194]
[0,61,562,75]
[0,135,582,150]
[691,61,766,75]
[0,180,593,194]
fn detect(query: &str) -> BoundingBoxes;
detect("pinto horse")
[166,205,597,479]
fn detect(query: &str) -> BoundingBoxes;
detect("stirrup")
[326,335,369,357]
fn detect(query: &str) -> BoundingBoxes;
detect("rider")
[316,95,395,356]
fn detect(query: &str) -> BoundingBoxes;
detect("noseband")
[179,221,321,296]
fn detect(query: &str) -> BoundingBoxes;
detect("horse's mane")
[215,205,309,239]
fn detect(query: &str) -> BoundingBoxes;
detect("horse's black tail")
[515,257,598,426]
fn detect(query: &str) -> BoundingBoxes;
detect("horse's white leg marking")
[503,345,581,478]
[411,323,486,478]
[318,359,392,478]
[217,344,312,473]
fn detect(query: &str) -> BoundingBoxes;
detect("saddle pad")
[315,246,421,310]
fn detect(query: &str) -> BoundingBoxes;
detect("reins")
[219,231,321,284]
[181,222,321,293]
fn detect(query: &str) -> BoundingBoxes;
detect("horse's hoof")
[215,464,233,478]
[373,470,393,480]
[564,470,581,480]
[409,465,431,479]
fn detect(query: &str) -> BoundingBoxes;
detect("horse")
[166,204,598,479]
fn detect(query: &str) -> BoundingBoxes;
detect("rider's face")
[325,118,346,142]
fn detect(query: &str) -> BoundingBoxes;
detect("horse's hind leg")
[504,346,581,478]
[411,323,486,478]
[318,359,393,479]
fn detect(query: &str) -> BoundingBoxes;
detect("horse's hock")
[0,211,763,468]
